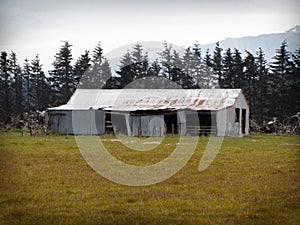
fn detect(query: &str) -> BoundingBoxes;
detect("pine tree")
[130,43,149,80]
[23,59,32,112]
[148,59,161,77]
[290,46,300,115]
[232,48,244,88]
[181,47,197,88]
[256,48,269,123]
[83,42,113,89]
[117,50,134,88]
[142,59,162,89]
[49,41,74,105]
[160,47,194,88]
[171,49,182,83]
[74,50,91,88]
[182,47,194,78]
[269,40,294,119]
[212,42,223,87]
[30,54,49,110]
[159,41,173,80]
[192,42,201,58]
[222,48,234,88]
[101,58,112,88]
[0,51,12,121]
[117,43,149,88]
[92,41,103,64]
[90,42,105,88]
[244,50,258,120]
[191,43,207,88]
[9,51,24,116]
[204,49,218,88]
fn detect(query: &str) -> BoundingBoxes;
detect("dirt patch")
[143,141,162,145]
[280,142,300,146]
[101,139,121,142]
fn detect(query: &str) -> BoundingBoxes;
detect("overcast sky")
[0,0,299,70]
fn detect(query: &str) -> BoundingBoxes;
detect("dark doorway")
[242,109,246,134]
[111,113,128,135]
[105,111,113,134]
[186,111,216,135]
[164,111,177,134]
[198,111,216,135]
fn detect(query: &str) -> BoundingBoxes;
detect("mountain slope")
[104,25,300,73]
[200,25,300,61]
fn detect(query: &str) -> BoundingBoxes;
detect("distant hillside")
[104,41,184,75]
[104,25,300,73]
[200,25,300,62]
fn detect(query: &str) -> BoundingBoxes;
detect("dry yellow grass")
[0,131,299,224]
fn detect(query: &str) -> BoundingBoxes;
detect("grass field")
[0,131,299,225]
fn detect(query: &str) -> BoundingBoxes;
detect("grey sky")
[0,0,299,69]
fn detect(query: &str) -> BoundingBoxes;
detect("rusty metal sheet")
[48,89,244,112]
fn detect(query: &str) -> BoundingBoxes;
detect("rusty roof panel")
[48,89,244,111]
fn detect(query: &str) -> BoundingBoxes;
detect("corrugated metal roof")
[48,89,243,111]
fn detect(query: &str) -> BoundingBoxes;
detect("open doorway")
[105,111,113,134]
[242,109,246,134]
[198,111,216,135]
[164,111,177,134]
[111,113,128,135]
[186,111,216,135]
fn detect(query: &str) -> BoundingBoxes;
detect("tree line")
[0,40,299,125]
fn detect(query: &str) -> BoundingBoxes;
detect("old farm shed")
[47,89,249,137]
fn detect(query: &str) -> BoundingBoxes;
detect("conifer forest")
[0,41,299,128]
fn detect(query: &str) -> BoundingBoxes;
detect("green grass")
[0,131,299,225]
